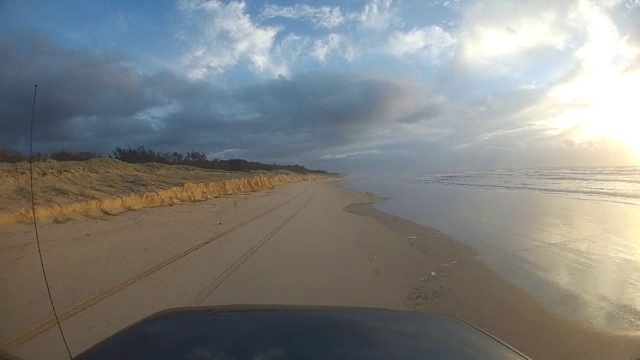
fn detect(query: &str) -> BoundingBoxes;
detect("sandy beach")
[1,178,639,360]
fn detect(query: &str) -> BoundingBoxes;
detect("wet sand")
[1,180,639,359]
[345,176,640,332]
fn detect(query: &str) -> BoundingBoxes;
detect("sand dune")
[0,159,326,225]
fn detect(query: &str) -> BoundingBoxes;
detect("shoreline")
[342,175,640,333]
[342,184,640,359]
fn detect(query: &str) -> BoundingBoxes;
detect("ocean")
[343,166,640,332]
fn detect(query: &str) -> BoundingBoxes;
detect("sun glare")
[584,73,640,157]
[539,1,640,162]
[550,70,640,160]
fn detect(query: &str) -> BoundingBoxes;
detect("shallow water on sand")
[344,167,640,332]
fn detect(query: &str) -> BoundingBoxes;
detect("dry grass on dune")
[0,158,325,225]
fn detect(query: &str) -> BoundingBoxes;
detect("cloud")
[0,34,164,151]
[3,0,638,173]
[235,72,436,129]
[147,72,442,163]
[312,34,354,62]
[498,1,640,151]
[260,4,344,28]
[320,149,380,159]
[356,0,396,30]
[0,32,441,166]
[624,55,640,73]
[178,0,286,78]
[456,0,573,73]
[438,0,638,167]
[386,26,456,61]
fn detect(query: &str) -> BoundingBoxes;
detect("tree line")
[0,146,329,174]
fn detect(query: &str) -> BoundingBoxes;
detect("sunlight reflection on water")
[344,172,640,332]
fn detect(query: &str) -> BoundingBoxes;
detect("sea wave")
[406,166,640,205]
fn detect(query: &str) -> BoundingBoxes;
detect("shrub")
[51,149,101,161]
[0,148,27,163]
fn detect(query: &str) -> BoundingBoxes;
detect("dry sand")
[1,171,639,359]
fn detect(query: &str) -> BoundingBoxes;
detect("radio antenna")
[29,84,74,359]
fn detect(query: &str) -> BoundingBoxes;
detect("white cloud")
[321,149,380,159]
[426,0,639,163]
[571,0,635,71]
[457,0,572,72]
[454,0,640,79]
[489,3,640,157]
[356,0,396,30]
[172,0,640,166]
[260,4,344,28]
[386,26,457,61]
[271,33,311,69]
[178,0,287,78]
[261,1,399,31]
[312,34,355,62]
[539,3,640,152]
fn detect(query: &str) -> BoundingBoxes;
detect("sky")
[1,0,639,173]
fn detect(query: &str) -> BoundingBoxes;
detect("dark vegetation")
[0,146,329,174]
[51,149,102,161]
[0,148,28,163]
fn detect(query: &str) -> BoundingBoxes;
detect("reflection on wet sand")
[346,172,640,332]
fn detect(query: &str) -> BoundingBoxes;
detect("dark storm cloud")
[0,34,163,150]
[152,72,436,161]
[1,33,437,163]
[238,73,435,127]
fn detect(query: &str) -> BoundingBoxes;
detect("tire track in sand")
[189,189,316,305]
[1,186,308,351]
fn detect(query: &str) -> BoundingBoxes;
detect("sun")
[583,73,640,157]
[550,70,640,161]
